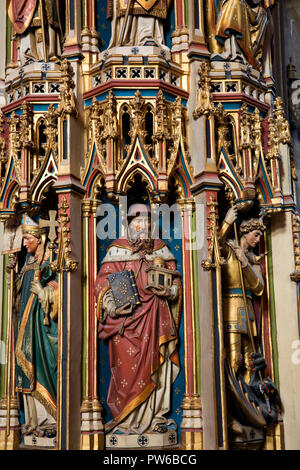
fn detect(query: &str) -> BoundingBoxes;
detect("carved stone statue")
[95,204,181,438]
[107,0,171,48]
[9,216,58,440]
[219,207,281,437]
[206,0,276,69]
[219,207,265,383]
[8,0,63,65]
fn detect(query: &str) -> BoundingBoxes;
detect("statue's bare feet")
[21,424,35,435]
[34,424,56,438]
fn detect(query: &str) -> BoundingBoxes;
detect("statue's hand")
[233,246,248,267]
[250,353,267,374]
[225,206,238,225]
[250,375,278,405]
[149,286,170,298]
[115,302,134,316]
[259,378,277,398]
[6,255,16,271]
[31,281,44,298]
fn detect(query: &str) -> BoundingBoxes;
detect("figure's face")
[243,230,262,249]
[23,234,40,254]
[129,215,151,240]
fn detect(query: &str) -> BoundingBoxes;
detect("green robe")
[15,254,58,419]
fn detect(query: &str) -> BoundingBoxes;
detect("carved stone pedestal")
[106,430,177,450]
[230,426,264,450]
[23,434,56,449]
[0,398,20,450]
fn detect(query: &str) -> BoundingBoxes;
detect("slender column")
[180,199,203,450]
[80,199,104,450]
[188,58,222,449]
[280,142,293,200]
[63,0,82,55]
[80,199,93,449]
[172,0,189,56]
[18,102,34,208]
[0,1,6,105]
[82,0,90,34]
[188,0,207,46]
[55,190,83,450]
[5,13,18,77]
[90,200,104,449]
[0,248,20,450]
[270,211,300,450]
[55,58,84,449]
[81,0,92,53]
[192,191,220,450]
[90,0,99,54]
[0,222,3,359]
[0,254,8,403]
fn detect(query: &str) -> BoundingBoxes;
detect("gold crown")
[22,216,45,237]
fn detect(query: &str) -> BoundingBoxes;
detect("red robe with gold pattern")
[95,238,181,433]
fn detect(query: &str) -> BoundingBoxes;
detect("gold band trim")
[15,294,36,392]
[110,382,156,428]
[33,382,56,420]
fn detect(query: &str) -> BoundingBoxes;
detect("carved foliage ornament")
[58,59,77,117]
[50,196,78,273]
[0,112,7,185]
[43,104,59,161]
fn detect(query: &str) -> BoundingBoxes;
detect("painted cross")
[34,83,45,93]
[39,210,59,242]
[42,62,50,72]
[137,435,149,447]
[50,83,61,93]
[109,435,118,446]
[168,432,176,444]
[42,62,50,80]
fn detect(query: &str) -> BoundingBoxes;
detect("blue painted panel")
[97,200,185,440]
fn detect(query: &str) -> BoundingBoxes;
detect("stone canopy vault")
[0,0,299,451]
